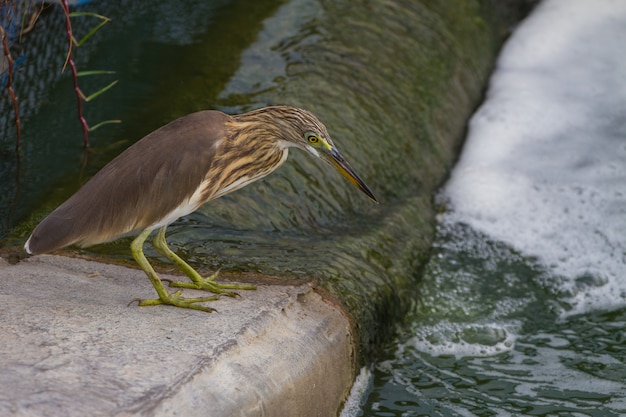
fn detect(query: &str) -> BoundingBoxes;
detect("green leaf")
[89,119,122,132]
[77,70,116,77]
[68,12,110,20]
[84,80,118,101]
[68,12,112,46]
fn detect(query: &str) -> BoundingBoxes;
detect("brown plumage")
[24,106,377,311]
[26,111,225,254]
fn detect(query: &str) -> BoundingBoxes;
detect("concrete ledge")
[0,255,355,417]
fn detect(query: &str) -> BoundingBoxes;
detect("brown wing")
[25,111,229,254]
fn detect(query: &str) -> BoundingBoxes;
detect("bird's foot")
[163,271,256,298]
[130,290,220,313]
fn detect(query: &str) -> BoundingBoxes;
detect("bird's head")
[231,106,378,203]
[251,106,379,203]
[298,128,378,203]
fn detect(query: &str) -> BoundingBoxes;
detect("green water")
[357,224,626,416]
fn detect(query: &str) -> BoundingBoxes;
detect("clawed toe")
[129,227,256,313]
[163,275,256,297]
[129,291,220,313]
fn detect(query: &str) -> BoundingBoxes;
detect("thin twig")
[20,1,46,38]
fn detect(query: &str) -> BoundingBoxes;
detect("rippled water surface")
[354,225,626,416]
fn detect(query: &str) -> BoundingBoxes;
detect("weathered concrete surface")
[0,255,354,417]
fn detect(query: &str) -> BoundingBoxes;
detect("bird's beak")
[322,147,378,203]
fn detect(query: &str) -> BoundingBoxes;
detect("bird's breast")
[204,147,289,201]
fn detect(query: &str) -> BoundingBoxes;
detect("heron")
[25,106,378,312]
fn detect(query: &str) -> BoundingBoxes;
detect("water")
[353,225,626,416]
[348,1,626,415]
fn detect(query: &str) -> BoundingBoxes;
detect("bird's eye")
[307,134,319,144]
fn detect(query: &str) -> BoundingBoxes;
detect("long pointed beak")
[322,147,378,203]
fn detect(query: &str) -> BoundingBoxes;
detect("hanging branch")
[59,0,90,147]
[1,25,21,151]
[59,2,119,148]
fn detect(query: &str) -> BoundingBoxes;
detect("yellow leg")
[130,228,220,312]
[152,226,256,297]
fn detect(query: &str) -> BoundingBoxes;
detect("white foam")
[406,321,517,360]
[339,367,372,417]
[443,0,626,316]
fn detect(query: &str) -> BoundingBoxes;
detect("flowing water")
[346,1,626,415]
